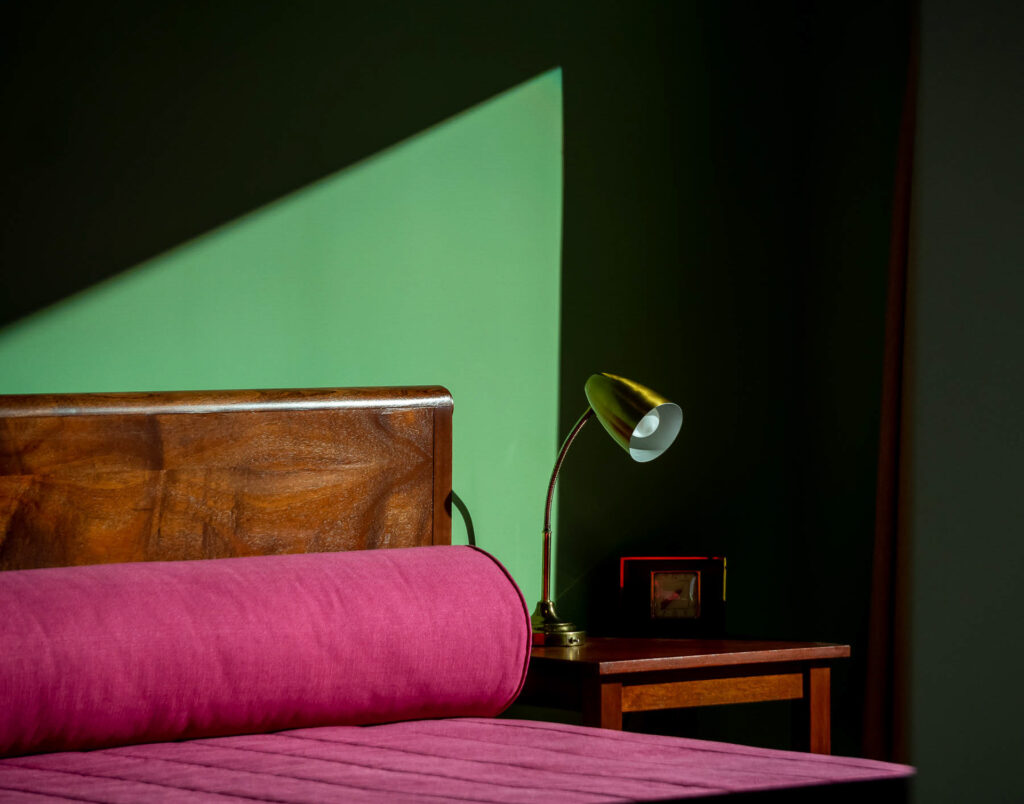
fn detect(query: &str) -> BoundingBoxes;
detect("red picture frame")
[618,556,726,637]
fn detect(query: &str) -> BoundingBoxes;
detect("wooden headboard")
[0,387,453,570]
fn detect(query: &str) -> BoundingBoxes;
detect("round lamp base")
[531,627,586,647]
[530,599,587,647]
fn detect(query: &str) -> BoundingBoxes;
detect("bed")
[0,386,913,802]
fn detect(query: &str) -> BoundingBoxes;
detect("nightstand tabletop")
[530,637,850,675]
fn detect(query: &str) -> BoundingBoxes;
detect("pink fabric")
[0,547,531,758]
[0,718,914,802]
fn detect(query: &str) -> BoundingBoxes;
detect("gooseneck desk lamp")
[531,372,683,647]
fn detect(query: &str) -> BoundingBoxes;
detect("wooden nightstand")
[518,637,850,754]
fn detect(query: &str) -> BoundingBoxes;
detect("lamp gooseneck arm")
[541,406,595,602]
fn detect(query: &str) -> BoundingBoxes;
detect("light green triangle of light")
[0,68,563,603]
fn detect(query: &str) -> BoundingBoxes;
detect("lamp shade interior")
[628,402,683,462]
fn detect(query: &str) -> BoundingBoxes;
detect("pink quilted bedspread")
[0,718,913,802]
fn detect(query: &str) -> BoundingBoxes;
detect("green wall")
[0,70,563,605]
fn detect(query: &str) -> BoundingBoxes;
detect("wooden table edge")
[529,642,851,676]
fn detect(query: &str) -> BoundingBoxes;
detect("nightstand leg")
[583,680,623,730]
[804,666,831,754]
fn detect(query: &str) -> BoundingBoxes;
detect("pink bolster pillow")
[0,546,531,757]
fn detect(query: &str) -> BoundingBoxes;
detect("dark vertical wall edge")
[863,7,918,763]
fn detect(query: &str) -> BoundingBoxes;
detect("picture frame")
[618,556,726,637]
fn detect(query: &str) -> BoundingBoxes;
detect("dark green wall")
[555,3,909,758]
[908,1,1024,801]
[3,0,921,766]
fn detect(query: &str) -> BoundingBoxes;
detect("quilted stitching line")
[183,741,635,802]
[277,732,718,795]
[447,720,897,774]
[390,726,851,785]
[111,749,534,804]
[0,782,106,803]
[0,762,281,803]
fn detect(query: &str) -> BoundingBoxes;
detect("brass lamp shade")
[584,373,683,462]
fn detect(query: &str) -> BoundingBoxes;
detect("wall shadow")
[553,1,912,758]
[1,0,562,325]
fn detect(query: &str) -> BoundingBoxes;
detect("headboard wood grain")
[0,387,453,570]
